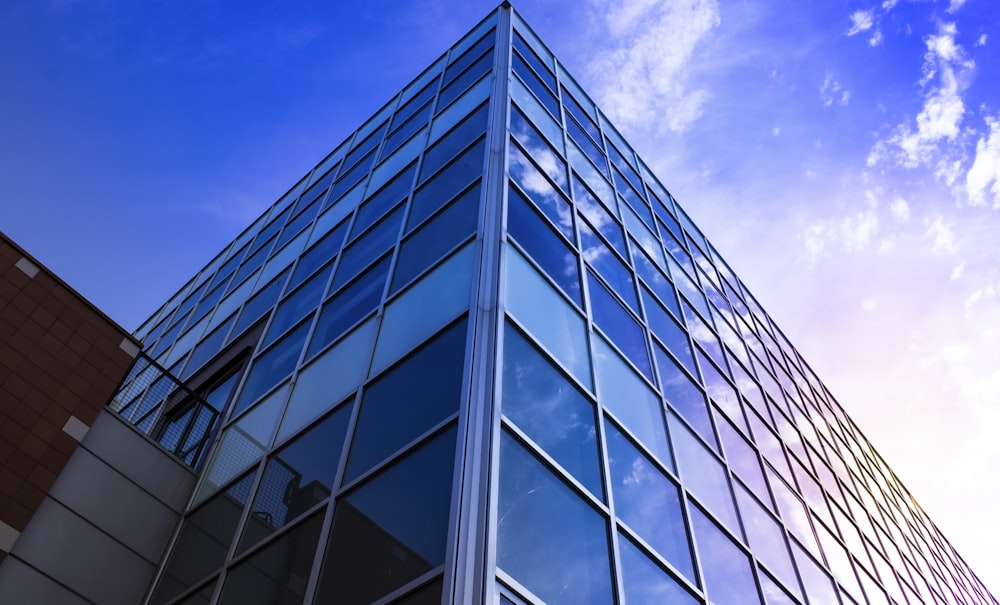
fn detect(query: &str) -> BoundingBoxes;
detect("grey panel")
[0,557,91,605]
[82,410,197,511]
[49,447,181,563]
[11,498,155,605]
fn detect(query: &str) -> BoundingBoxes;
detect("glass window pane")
[372,243,475,373]
[508,141,572,240]
[409,137,486,229]
[606,420,694,581]
[290,218,348,289]
[196,385,286,504]
[568,138,616,212]
[575,175,624,255]
[153,473,254,603]
[579,220,638,311]
[218,512,324,605]
[262,266,329,347]
[588,271,651,380]
[643,286,695,373]
[382,104,431,160]
[618,533,699,605]
[690,505,762,605]
[669,413,740,535]
[317,427,457,605]
[232,321,309,416]
[512,51,559,119]
[505,247,591,389]
[419,102,489,182]
[593,334,671,468]
[566,115,608,179]
[281,318,377,442]
[497,431,613,605]
[655,345,713,447]
[438,54,492,111]
[791,540,839,605]
[353,162,417,237]
[239,406,351,551]
[430,73,491,144]
[307,256,390,360]
[507,185,580,305]
[334,205,404,290]
[392,182,479,292]
[717,419,771,509]
[735,484,800,599]
[444,33,493,84]
[512,31,556,90]
[502,323,602,498]
[510,106,567,190]
[347,318,467,481]
[511,76,562,152]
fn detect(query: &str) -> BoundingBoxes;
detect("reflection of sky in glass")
[593,335,673,469]
[497,432,613,605]
[508,143,573,239]
[618,533,699,605]
[502,323,603,498]
[579,221,639,311]
[734,483,801,600]
[606,420,695,582]
[690,505,762,605]
[668,413,741,536]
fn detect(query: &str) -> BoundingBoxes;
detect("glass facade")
[132,6,996,605]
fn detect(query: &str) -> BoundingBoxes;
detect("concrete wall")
[0,409,197,604]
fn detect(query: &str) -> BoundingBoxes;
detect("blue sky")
[2,0,999,593]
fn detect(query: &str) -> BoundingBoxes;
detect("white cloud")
[872,23,974,169]
[802,208,880,261]
[951,262,966,280]
[882,0,899,9]
[948,0,967,13]
[862,298,878,310]
[847,9,874,36]
[975,34,987,47]
[587,0,720,135]
[869,29,884,47]
[772,126,781,136]
[889,196,910,222]
[820,73,850,107]
[965,115,1000,208]
[925,215,958,254]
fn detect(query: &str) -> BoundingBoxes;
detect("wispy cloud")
[586,0,721,134]
[820,72,851,107]
[965,115,1000,208]
[924,214,959,254]
[846,9,874,36]
[890,196,910,222]
[868,22,974,170]
[802,207,880,262]
[975,34,987,47]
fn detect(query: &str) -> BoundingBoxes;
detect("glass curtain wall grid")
[132,5,997,605]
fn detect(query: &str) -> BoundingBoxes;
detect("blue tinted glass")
[655,344,714,447]
[346,319,467,480]
[230,270,289,342]
[609,143,643,194]
[297,169,335,212]
[512,32,556,90]
[343,120,388,171]
[619,533,699,605]
[391,81,437,130]
[791,541,838,605]
[231,238,274,289]
[333,206,404,290]
[669,414,741,535]
[691,505,762,605]
[502,324,602,498]
[183,314,235,380]
[735,485,800,600]
[250,209,290,256]
[238,406,351,551]
[643,287,695,372]
[232,321,309,416]
[507,186,581,305]
[392,184,478,293]
[615,169,655,228]
[512,51,559,119]
[497,432,613,605]
[508,141,572,239]
[382,102,432,160]
[263,266,330,347]
[410,138,485,229]
[718,420,771,507]
[438,55,492,111]
[563,89,602,142]
[606,421,695,581]
[307,256,390,359]
[353,163,417,237]
[567,116,608,178]
[189,282,226,326]
[420,103,489,182]
[290,219,349,290]
[329,150,374,203]
[318,427,457,605]
[634,249,681,318]
[510,106,566,186]
[588,271,652,380]
[579,221,638,310]
[575,175,625,256]
[593,335,672,468]
[444,32,493,84]
[275,200,319,250]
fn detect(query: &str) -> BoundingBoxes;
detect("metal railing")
[107,353,220,469]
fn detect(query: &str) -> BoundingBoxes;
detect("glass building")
[120,4,997,604]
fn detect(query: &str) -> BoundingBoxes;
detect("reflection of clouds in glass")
[509,144,573,232]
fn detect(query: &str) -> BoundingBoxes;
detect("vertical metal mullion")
[450,5,511,605]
